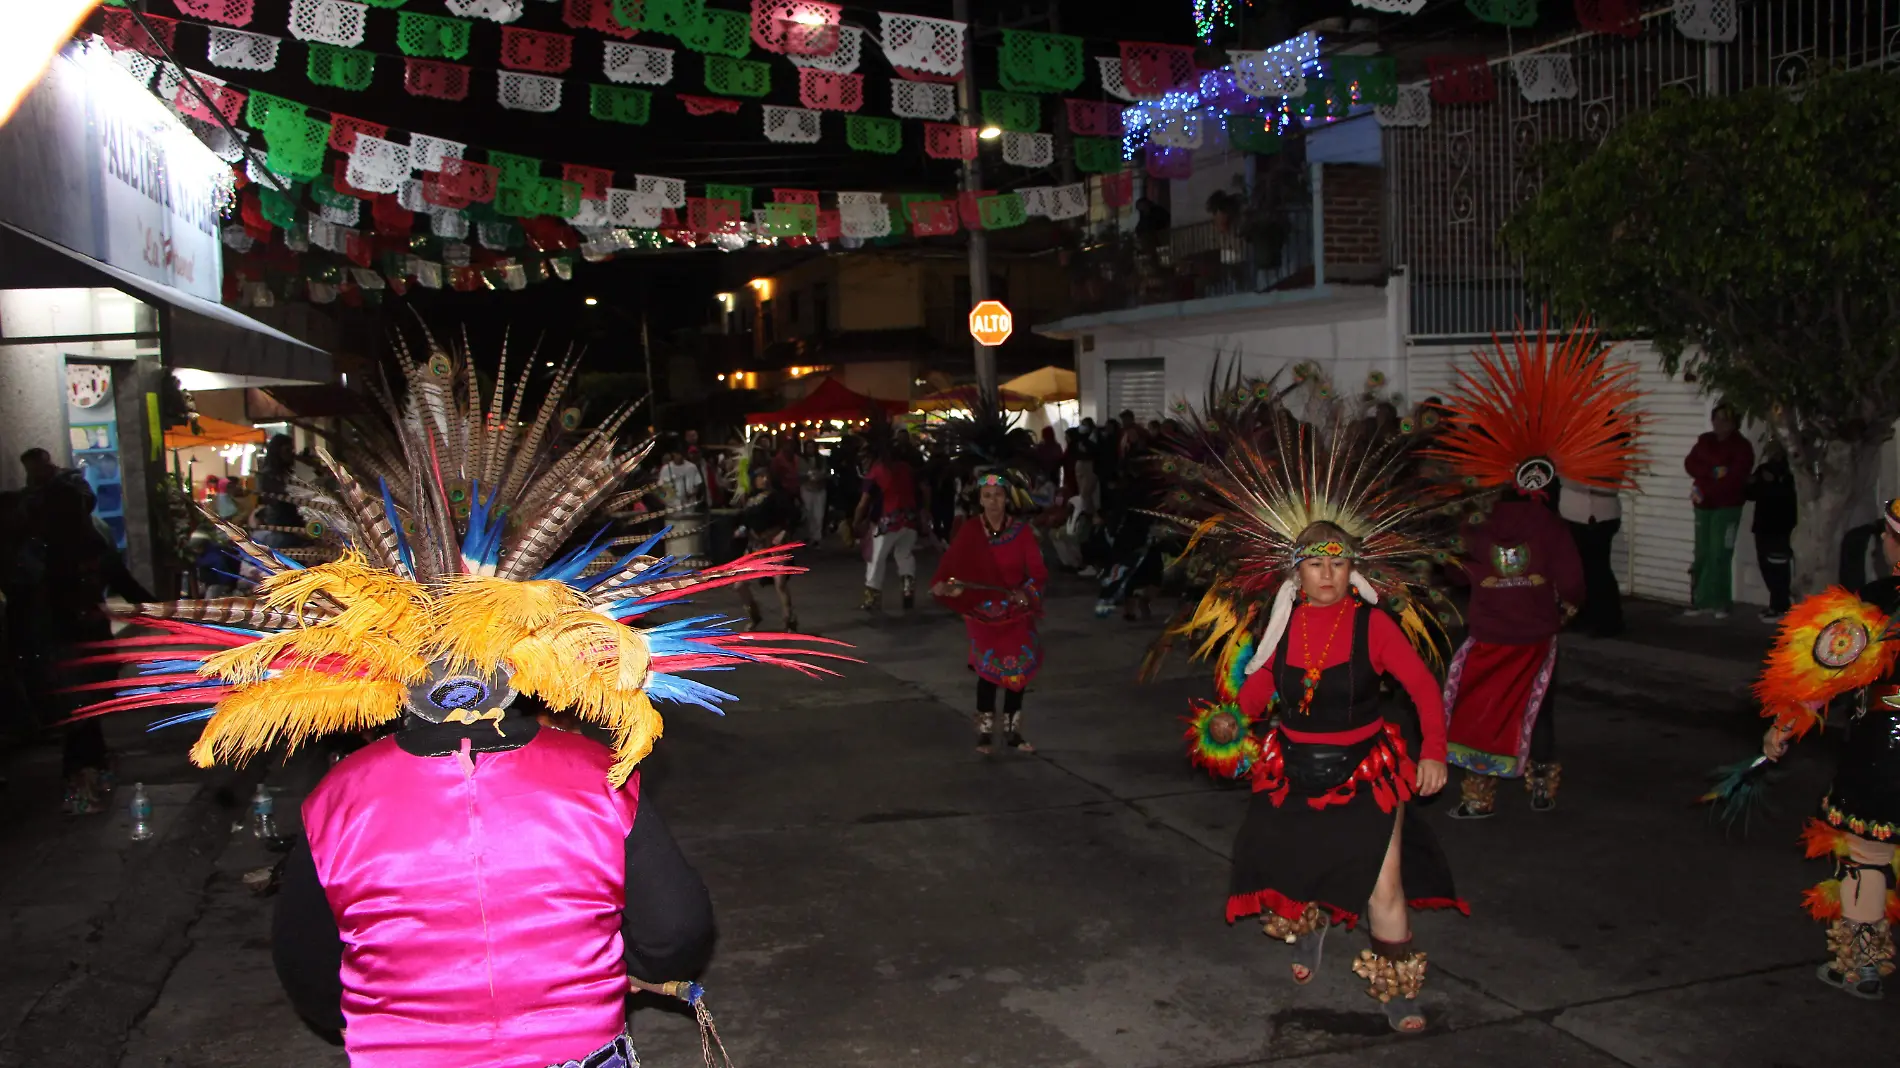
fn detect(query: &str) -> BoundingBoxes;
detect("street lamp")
[978,126,1002,140]
[584,296,598,306]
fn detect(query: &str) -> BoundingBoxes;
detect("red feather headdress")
[1420,316,1645,493]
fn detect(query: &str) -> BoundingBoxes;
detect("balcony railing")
[1063,207,1314,316]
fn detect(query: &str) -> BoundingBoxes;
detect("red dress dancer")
[1422,320,1645,817]
[932,474,1048,754]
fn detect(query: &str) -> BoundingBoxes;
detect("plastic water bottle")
[251,784,277,839]
[129,784,153,841]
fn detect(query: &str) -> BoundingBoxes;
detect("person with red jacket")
[1683,404,1755,618]
[1421,322,1645,818]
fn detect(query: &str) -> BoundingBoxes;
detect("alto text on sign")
[968,300,1013,347]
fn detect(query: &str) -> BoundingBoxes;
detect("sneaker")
[1758,609,1786,623]
[1077,566,1100,578]
[1682,608,1709,618]
[1711,610,1730,620]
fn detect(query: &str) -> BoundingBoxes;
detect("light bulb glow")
[978,126,1002,140]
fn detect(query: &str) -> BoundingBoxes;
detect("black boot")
[901,575,915,610]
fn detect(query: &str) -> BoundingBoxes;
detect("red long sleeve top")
[1684,432,1754,510]
[1236,600,1448,763]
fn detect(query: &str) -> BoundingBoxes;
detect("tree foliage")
[1505,70,1900,447]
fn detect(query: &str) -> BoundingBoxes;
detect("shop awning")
[0,222,332,385]
[1001,366,1079,404]
[747,377,906,426]
[164,416,266,450]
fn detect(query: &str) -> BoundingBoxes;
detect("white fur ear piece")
[1245,580,1300,675]
[1349,569,1379,605]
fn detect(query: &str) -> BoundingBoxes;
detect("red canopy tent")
[746,377,907,426]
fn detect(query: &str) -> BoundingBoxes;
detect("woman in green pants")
[1684,404,1754,618]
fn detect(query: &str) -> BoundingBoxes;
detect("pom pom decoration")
[1753,588,1899,736]
[1184,701,1258,778]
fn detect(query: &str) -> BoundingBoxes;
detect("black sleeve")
[271,837,347,1043]
[623,800,717,983]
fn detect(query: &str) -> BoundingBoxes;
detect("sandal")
[975,733,993,755]
[1290,918,1329,984]
[1817,962,1885,1000]
[1382,997,1427,1033]
[1005,732,1036,754]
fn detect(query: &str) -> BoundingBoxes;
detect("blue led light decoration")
[1120,32,1324,159]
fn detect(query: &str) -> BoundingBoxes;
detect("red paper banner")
[680,94,743,116]
[101,9,179,57]
[924,123,978,160]
[798,68,863,112]
[773,188,819,206]
[405,59,472,101]
[439,157,498,203]
[328,114,388,154]
[1065,99,1123,137]
[1427,56,1496,105]
[907,199,958,237]
[1120,42,1197,98]
[174,79,246,128]
[957,190,994,229]
[562,163,613,202]
[500,27,576,74]
[563,0,638,39]
[1576,0,1643,37]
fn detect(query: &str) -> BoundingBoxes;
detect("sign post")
[968,300,1014,348]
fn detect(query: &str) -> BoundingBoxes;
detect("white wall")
[1077,289,1397,425]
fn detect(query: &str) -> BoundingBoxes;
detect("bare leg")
[1823,833,1895,997]
[1361,809,1427,1033]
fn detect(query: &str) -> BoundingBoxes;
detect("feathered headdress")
[63,321,846,786]
[1141,367,1463,686]
[923,384,1038,512]
[1419,317,1645,494]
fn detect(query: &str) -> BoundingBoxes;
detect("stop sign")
[968,300,1014,347]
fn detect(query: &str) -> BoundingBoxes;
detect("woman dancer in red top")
[932,474,1049,753]
[1146,377,1472,1035]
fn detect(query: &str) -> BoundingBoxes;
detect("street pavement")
[4,549,1897,1068]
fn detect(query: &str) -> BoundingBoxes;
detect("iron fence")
[1385,0,1900,340]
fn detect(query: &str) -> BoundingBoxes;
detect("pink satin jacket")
[303,729,639,1068]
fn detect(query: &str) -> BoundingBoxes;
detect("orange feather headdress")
[1754,587,1900,737]
[1421,316,1645,494]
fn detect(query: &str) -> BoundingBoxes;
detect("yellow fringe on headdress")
[433,577,660,786]
[189,670,407,769]
[199,552,434,686]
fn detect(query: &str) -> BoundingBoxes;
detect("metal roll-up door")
[1105,359,1166,424]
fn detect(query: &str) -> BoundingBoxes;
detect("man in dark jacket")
[1746,440,1798,621]
[1683,404,1754,618]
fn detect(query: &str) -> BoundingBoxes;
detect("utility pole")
[640,303,656,434]
[951,0,996,398]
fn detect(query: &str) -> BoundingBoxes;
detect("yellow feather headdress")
[70,323,845,786]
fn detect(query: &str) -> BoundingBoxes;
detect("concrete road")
[5,553,1893,1067]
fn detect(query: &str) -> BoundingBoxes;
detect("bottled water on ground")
[129,784,153,841]
[251,784,277,839]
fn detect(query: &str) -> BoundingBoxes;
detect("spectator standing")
[1683,404,1754,619]
[1558,477,1624,638]
[770,437,800,498]
[797,439,828,544]
[657,446,705,508]
[1746,439,1799,621]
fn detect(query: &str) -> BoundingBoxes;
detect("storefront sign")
[0,41,227,301]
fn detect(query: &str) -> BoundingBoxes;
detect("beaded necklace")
[1297,599,1351,716]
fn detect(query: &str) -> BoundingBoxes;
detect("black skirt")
[1821,691,1900,840]
[1227,728,1465,929]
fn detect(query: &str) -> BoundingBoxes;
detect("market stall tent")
[746,377,907,427]
[911,385,1041,413]
[163,416,266,450]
